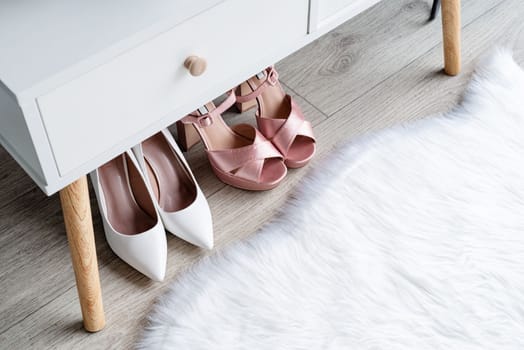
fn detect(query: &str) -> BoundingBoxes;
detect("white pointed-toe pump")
[90,150,167,281]
[133,129,214,249]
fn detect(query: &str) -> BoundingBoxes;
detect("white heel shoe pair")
[90,129,213,281]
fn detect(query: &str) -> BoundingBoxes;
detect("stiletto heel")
[176,120,201,152]
[179,90,287,191]
[235,67,316,168]
[235,83,257,113]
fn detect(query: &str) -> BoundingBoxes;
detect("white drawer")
[37,0,308,176]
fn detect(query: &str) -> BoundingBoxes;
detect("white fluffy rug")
[138,50,524,349]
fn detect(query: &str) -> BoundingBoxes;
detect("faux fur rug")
[138,50,524,349]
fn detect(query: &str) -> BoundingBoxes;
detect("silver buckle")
[197,105,209,115]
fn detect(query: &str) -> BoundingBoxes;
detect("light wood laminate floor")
[1,0,521,348]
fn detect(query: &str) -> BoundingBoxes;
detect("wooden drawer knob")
[184,55,207,76]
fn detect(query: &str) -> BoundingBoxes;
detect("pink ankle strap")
[236,67,279,104]
[181,90,236,127]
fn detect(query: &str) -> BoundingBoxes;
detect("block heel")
[235,82,258,113]
[176,120,201,151]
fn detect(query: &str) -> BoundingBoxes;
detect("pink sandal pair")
[176,67,316,191]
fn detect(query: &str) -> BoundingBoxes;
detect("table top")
[0,0,222,98]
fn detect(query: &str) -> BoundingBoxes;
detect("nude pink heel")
[235,81,258,113]
[235,67,316,168]
[176,120,201,152]
[176,90,287,191]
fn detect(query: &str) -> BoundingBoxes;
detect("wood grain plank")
[277,0,504,116]
[0,185,115,334]
[0,146,35,210]
[315,0,524,149]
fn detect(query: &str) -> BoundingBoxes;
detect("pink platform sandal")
[235,66,316,168]
[176,90,287,191]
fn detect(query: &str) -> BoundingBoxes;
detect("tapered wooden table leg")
[60,176,105,332]
[441,0,461,75]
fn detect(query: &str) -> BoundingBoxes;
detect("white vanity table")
[0,0,461,332]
